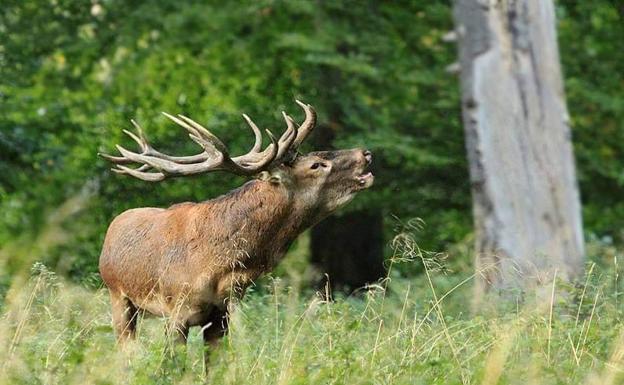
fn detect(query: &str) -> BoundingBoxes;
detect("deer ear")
[268,174,282,184]
[257,171,271,181]
[257,171,282,185]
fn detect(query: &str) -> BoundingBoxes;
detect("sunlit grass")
[1,251,624,384]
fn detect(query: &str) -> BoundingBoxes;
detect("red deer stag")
[98,100,374,355]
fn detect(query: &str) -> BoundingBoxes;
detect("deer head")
[99,101,374,219]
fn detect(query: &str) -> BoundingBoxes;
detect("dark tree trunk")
[311,211,385,293]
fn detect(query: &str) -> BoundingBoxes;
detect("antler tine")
[98,151,128,163]
[112,164,166,182]
[98,120,149,164]
[272,111,298,161]
[176,115,229,153]
[291,100,317,149]
[263,129,279,164]
[242,114,263,153]
[161,112,200,141]
[232,128,279,168]
[129,120,149,149]
[122,129,145,151]
[231,111,282,168]
[186,133,222,160]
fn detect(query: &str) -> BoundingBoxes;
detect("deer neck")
[199,180,308,264]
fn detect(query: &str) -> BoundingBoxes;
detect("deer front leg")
[200,271,244,373]
[201,307,229,373]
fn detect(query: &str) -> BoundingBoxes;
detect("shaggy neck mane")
[194,179,313,268]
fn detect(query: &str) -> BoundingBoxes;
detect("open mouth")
[355,153,374,189]
[356,171,374,187]
[355,161,375,189]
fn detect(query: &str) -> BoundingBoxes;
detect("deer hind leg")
[110,290,138,343]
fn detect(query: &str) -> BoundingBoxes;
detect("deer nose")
[363,150,372,164]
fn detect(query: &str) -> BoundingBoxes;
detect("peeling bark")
[453,0,584,296]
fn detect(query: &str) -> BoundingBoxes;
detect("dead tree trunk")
[452,0,585,295]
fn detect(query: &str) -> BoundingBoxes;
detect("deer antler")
[99,100,316,181]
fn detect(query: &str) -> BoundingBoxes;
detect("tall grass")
[1,214,624,384]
